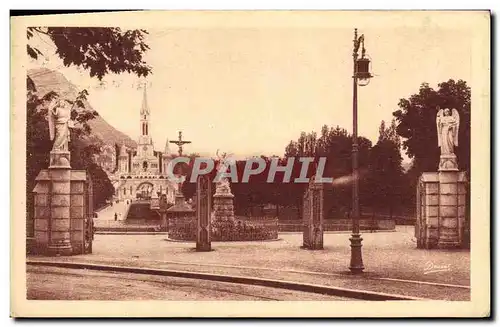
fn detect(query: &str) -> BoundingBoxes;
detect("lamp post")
[350,28,373,273]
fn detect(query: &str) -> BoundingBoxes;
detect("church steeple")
[140,84,150,115]
[163,139,172,157]
[139,85,151,139]
[138,84,153,149]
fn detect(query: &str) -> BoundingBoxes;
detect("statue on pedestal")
[215,150,234,196]
[48,96,72,152]
[436,106,460,170]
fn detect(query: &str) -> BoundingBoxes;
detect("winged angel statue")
[215,150,235,195]
[436,107,460,156]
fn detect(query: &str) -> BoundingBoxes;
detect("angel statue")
[48,95,73,152]
[215,150,234,195]
[436,106,460,156]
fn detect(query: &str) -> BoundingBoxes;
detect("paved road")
[85,226,469,286]
[27,226,470,300]
[27,266,353,301]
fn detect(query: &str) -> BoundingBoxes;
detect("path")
[95,200,129,221]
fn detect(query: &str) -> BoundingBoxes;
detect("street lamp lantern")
[355,57,372,86]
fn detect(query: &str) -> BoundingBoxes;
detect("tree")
[282,125,372,219]
[393,79,471,175]
[378,118,401,148]
[91,164,116,209]
[27,27,151,80]
[366,138,404,216]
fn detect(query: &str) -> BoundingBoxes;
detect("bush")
[168,216,278,241]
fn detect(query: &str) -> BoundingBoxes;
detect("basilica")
[104,87,178,204]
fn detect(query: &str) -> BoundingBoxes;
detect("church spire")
[140,84,150,115]
[163,139,171,156]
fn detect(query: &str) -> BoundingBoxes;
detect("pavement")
[28,265,353,301]
[27,226,470,301]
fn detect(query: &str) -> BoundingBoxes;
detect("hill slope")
[27,67,137,149]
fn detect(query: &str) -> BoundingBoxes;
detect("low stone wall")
[94,219,162,232]
[168,215,278,241]
[279,218,396,232]
[94,217,395,234]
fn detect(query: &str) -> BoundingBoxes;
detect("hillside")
[27,68,137,149]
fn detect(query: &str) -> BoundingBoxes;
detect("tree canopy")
[393,79,471,174]
[27,27,151,80]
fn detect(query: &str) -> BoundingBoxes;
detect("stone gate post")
[302,179,324,250]
[196,175,212,251]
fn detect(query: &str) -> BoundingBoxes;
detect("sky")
[27,21,472,160]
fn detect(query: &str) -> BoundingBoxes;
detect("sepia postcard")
[10,10,490,318]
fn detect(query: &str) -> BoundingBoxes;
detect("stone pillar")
[196,176,211,251]
[302,180,324,250]
[416,173,439,249]
[33,171,51,255]
[47,150,72,256]
[69,171,88,255]
[31,150,94,256]
[415,171,468,249]
[437,170,467,249]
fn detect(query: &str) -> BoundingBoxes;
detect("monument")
[31,95,94,256]
[415,106,468,249]
[170,131,192,157]
[436,107,460,171]
[169,130,191,200]
[212,151,235,223]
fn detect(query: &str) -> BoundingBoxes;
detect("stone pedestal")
[437,170,467,249]
[439,154,459,172]
[32,151,92,256]
[213,193,235,222]
[49,150,71,169]
[416,171,468,249]
[213,179,235,223]
[47,167,73,256]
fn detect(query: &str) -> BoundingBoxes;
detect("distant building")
[104,87,177,203]
[95,144,116,173]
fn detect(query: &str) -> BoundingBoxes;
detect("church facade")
[106,87,178,204]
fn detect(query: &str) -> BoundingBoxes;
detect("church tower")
[138,85,154,158]
[162,139,172,174]
[118,144,128,173]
